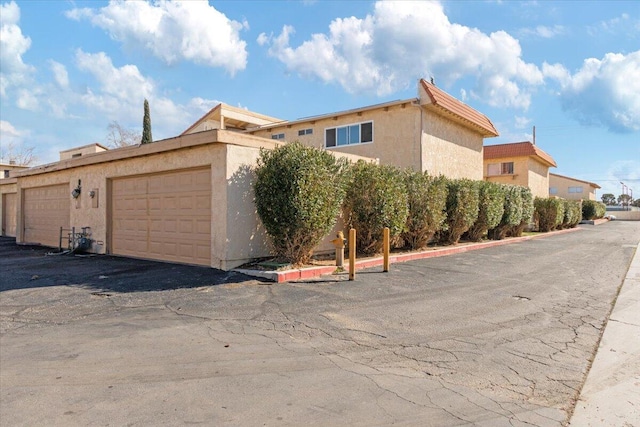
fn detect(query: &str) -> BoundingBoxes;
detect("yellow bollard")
[383,227,390,272]
[331,231,346,269]
[349,228,356,281]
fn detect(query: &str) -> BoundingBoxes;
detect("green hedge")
[488,184,523,240]
[466,181,505,241]
[563,199,582,228]
[402,172,448,249]
[438,178,479,245]
[254,142,350,265]
[511,186,534,237]
[582,200,606,220]
[344,161,408,255]
[534,197,565,232]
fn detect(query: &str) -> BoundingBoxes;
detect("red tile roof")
[484,141,557,167]
[421,79,499,137]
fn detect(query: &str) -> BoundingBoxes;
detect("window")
[549,187,558,195]
[72,153,82,158]
[325,121,373,148]
[568,186,583,193]
[297,128,313,136]
[271,133,285,140]
[487,162,514,176]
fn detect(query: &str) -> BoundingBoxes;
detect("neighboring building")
[186,79,499,181]
[59,143,108,161]
[549,173,600,201]
[483,141,557,198]
[1,177,18,237]
[1,162,29,179]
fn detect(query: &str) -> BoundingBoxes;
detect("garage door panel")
[23,184,70,247]
[111,168,211,266]
[2,193,18,237]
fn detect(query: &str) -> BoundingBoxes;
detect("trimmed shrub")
[563,199,582,228]
[534,197,565,232]
[438,178,480,245]
[466,181,505,241]
[488,184,523,240]
[583,200,607,220]
[344,161,408,255]
[402,172,448,249]
[254,142,350,265]
[511,186,534,237]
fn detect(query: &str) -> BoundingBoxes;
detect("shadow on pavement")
[0,237,257,293]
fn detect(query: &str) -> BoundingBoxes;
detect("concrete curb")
[234,227,582,283]
[569,242,640,426]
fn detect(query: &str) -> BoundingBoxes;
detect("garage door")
[23,184,70,247]
[2,193,18,237]
[111,168,211,266]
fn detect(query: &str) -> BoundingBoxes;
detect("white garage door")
[111,168,211,266]
[23,184,70,247]
[2,193,18,237]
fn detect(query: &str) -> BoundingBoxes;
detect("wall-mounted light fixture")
[71,179,82,199]
[89,190,96,198]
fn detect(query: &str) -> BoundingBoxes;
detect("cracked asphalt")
[1,221,639,427]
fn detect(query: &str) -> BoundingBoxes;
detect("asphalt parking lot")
[1,221,639,426]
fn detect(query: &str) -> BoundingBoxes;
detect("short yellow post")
[383,227,390,272]
[349,228,356,281]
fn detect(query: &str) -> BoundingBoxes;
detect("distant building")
[549,173,600,201]
[483,141,557,198]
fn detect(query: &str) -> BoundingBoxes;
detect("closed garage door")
[111,168,211,266]
[2,193,18,237]
[23,184,70,247]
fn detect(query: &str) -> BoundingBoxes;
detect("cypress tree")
[141,99,153,144]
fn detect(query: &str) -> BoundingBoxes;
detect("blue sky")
[1,0,638,198]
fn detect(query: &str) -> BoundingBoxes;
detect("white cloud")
[262,0,543,109]
[66,0,248,74]
[587,13,640,37]
[0,119,24,139]
[514,116,531,129]
[520,25,565,39]
[49,60,69,88]
[0,1,35,96]
[545,51,640,132]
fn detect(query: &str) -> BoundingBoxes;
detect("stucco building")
[1,79,503,269]
[187,79,499,180]
[549,173,600,201]
[483,141,557,198]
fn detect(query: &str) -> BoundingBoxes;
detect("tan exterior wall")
[1,178,18,236]
[550,174,597,201]
[421,111,484,180]
[59,144,108,161]
[607,210,640,221]
[484,156,529,188]
[11,130,374,270]
[250,103,423,171]
[526,158,550,199]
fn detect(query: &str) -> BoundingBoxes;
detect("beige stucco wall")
[526,158,551,199]
[13,131,278,270]
[421,111,484,180]
[250,103,423,171]
[483,156,550,198]
[484,156,529,188]
[11,130,375,270]
[1,178,18,236]
[59,144,108,161]
[550,174,597,201]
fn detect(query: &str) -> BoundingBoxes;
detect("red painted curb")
[240,227,582,283]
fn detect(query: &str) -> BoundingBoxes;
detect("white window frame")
[297,128,313,136]
[324,121,374,148]
[271,133,285,140]
[568,186,583,193]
